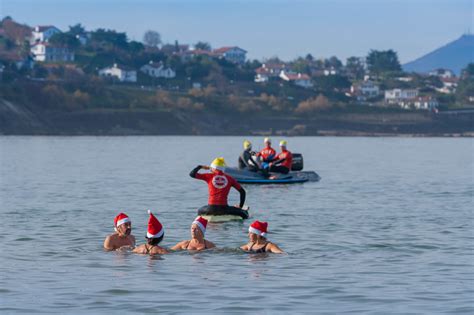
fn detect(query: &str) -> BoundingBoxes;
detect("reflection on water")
[0,136,473,313]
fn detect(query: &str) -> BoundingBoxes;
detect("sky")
[1,0,472,63]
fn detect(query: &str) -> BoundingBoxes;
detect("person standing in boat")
[190,157,247,216]
[171,216,215,251]
[240,220,284,254]
[133,210,169,255]
[268,140,293,174]
[103,212,136,251]
[238,140,260,172]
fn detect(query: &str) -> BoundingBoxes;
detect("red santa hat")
[249,220,268,237]
[114,212,130,229]
[146,210,164,239]
[192,216,208,235]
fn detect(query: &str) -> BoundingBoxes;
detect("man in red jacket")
[269,140,293,174]
[190,157,247,217]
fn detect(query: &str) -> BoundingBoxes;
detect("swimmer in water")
[103,212,136,251]
[171,216,215,251]
[240,220,284,254]
[133,210,169,255]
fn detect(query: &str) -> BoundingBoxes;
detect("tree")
[143,30,161,47]
[366,49,401,76]
[91,29,128,49]
[49,33,80,49]
[346,56,365,80]
[68,23,86,36]
[456,63,474,103]
[326,56,343,69]
[194,41,211,51]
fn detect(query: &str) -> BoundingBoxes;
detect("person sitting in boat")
[256,138,276,170]
[240,220,284,254]
[190,157,247,216]
[268,140,293,175]
[103,212,136,251]
[238,140,260,172]
[133,210,169,255]
[171,216,215,251]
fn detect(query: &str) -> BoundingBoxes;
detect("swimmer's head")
[114,213,132,236]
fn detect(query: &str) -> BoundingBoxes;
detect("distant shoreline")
[1,100,473,137]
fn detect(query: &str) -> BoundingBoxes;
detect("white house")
[99,64,137,82]
[31,25,61,43]
[413,96,439,110]
[429,68,455,79]
[140,61,176,79]
[280,71,313,88]
[385,89,418,107]
[213,46,247,64]
[436,77,459,94]
[254,63,288,83]
[350,80,380,98]
[30,42,74,62]
[324,67,339,76]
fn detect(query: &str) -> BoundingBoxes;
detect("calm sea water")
[0,136,473,314]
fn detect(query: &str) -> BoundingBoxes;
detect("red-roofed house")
[31,25,61,43]
[254,63,288,82]
[213,46,247,64]
[279,71,313,88]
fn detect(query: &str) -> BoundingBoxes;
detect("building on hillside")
[213,46,247,64]
[429,68,455,79]
[99,64,137,82]
[254,63,288,83]
[323,67,339,76]
[31,25,61,43]
[350,80,380,100]
[279,71,313,88]
[30,42,74,62]
[413,96,439,110]
[140,61,176,78]
[436,77,459,94]
[385,88,419,107]
[0,51,35,69]
[76,33,90,45]
[176,49,213,62]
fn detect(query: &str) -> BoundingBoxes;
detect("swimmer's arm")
[132,245,143,254]
[205,240,216,249]
[103,236,116,251]
[240,244,249,251]
[170,241,187,250]
[268,243,284,254]
[157,247,170,254]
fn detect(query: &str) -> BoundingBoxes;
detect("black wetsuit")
[238,149,259,172]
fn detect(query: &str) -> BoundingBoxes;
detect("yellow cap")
[210,157,226,170]
[243,140,252,149]
[264,137,271,143]
[279,140,287,147]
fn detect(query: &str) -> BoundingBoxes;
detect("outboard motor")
[291,153,304,171]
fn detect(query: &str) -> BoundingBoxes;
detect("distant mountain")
[403,34,474,75]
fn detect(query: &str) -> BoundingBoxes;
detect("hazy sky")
[1,0,472,63]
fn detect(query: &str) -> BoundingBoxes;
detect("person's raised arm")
[189,165,202,178]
